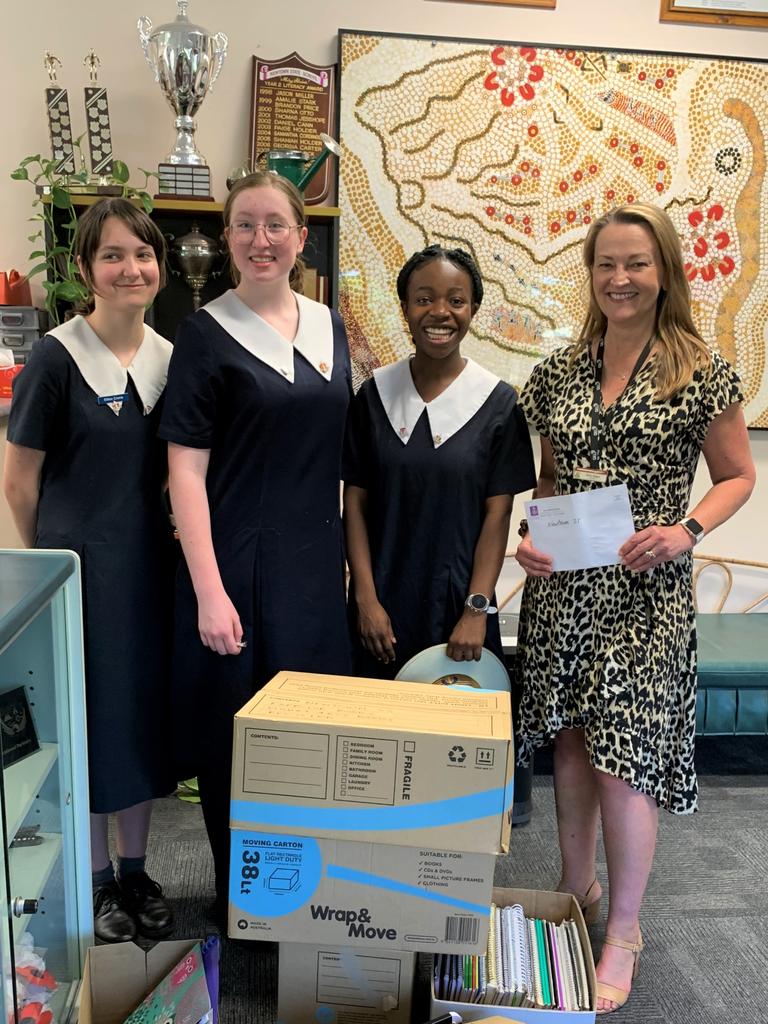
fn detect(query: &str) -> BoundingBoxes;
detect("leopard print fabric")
[515,345,743,814]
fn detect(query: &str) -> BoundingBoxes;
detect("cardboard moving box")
[231,671,514,854]
[429,888,597,1024]
[229,828,494,953]
[78,940,214,1024]
[277,943,415,1024]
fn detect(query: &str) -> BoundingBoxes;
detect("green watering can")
[258,133,340,194]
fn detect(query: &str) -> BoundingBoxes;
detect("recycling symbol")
[448,745,466,763]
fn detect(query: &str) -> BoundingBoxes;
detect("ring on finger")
[645,549,655,560]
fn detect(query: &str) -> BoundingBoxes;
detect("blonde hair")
[573,202,711,399]
[222,171,306,293]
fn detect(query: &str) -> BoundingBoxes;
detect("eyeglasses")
[228,221,301,244]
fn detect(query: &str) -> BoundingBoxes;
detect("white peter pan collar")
[202,289,334,382]
[48,315,172,416]
[373,357,500,448]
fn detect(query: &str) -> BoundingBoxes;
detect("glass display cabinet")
[0,550,92,1023]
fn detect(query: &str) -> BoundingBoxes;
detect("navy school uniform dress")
[343,356,536,679]
[158,289,352,904]
[7,316,177,813]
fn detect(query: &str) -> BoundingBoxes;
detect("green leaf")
[139,192,153,214]
[10,167,29,180]
[112,159,130,184]
[41,280,55,292]
[48,246,71,257]
[27,262,50,278]
[29,250,46,259]
[27,233,42,242]
[57,280,86,301]
[51,186,73,209]
[60,219,79,230]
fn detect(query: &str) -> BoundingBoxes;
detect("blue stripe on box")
[326,864,489,913]
[231,777,514,832]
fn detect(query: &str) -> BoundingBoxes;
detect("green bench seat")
[696,613,768,735]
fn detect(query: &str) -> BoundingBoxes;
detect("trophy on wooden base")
[43,52,75,175]
[138,0,227,200]
[83,50,115,181]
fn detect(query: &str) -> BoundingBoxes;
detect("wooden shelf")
[59,193,340,218]
[4,742,58,839]
[10,832,63,941]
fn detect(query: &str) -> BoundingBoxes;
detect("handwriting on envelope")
[525,484,635,572]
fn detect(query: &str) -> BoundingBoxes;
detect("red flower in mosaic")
[484,46,544,107]
[684,204,735,282]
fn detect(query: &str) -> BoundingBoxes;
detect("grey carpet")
[139,755,768,1024]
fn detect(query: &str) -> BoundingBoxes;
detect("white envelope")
[525,484,635,572]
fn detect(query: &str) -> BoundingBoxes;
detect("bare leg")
[115,799,153,859]
[595,770,658,1011]
[90,813,111,872]
[553,728,602,902]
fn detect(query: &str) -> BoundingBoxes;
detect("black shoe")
[93,881,137,943]
[119,871,174,939]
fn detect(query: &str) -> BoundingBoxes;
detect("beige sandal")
[596,931,644,1015]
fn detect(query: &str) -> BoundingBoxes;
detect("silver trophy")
[169,223,220,310]
[138,0,227,190]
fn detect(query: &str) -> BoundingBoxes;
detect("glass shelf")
[11,833,62,942]
[4,742,58,839]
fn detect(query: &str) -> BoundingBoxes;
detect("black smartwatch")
[465,593,498,615]
[681,517,705,545]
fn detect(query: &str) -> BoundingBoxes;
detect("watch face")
[685,518,704,538]
[468,594,488,611]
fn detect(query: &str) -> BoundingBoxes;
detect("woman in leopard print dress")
[514,203,754,1013]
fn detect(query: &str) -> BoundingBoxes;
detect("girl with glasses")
[159,172,352,919]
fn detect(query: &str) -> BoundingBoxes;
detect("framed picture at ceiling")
[338,30,768,427]
[659,1,768,29]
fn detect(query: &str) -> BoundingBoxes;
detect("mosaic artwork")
[338,31,768,427]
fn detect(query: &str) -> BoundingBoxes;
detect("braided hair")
[396,244,483,306]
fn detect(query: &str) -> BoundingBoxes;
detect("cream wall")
[0,0,765,563]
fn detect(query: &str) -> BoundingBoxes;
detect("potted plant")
[10,142,157,324]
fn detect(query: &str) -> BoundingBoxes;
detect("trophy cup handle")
[209,32,228,91]
[137,16,159,80]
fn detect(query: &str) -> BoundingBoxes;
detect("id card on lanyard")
[575,335,652,484]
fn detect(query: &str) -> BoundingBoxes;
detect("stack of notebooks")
[433,903,591,1012]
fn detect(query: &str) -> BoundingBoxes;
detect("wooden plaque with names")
[249,52,336,206]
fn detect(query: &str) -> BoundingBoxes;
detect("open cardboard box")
[429,888,597,1024]
[78,940,213,1024]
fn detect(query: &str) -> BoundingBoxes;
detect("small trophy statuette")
[138,0,228,198]
[44,52,75,174]
[83,50,115,179]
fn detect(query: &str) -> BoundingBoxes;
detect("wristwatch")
[681,517,705,545]
[465,593,498,615]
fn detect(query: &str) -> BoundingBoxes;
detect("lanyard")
[588,335,653,469]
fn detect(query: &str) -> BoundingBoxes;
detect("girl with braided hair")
[343,244,535,677]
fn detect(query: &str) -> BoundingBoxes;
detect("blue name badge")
[97,393,129,406]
